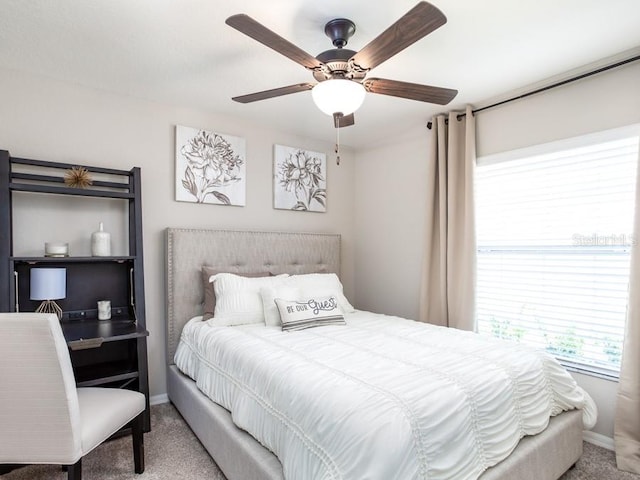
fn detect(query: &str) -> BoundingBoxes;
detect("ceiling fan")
[226,1,457,129]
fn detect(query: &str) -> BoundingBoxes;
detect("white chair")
[0,313,145,479]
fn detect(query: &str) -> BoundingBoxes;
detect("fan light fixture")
[311,79,366,116]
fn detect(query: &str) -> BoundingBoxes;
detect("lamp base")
[35,300,63,320]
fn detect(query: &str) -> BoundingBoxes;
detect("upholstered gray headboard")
[165,228,341,363]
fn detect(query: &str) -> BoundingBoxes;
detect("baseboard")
[150,393,170,405]
[583,430,614,451]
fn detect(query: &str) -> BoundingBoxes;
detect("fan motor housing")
[313,48,366,81]
[313,18,366,82]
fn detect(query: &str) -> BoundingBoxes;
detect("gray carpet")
[2,403,638,479]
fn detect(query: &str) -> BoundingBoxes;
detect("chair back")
[0,313,82,464]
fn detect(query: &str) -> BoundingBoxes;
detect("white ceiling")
[1,0,639,149]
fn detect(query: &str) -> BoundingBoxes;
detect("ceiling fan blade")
[333,113,355,128]
[226,14,323,70]
[350,2,446,71]
[232,83,316,103]
[363,78,457,105]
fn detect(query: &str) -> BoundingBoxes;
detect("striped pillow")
[275,296,346,331]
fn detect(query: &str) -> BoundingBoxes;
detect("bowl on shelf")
[44,242,69,257]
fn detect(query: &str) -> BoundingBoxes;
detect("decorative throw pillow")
[211,273,289,326]
[286,273,355,313]
[201,267,271,321]
[275,295,346,331]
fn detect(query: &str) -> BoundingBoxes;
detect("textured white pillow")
[211,273,289,326]
[286,273,355,313]
[275,295,346,331]
[260,285,301,326]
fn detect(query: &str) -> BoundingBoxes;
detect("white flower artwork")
[273,144,326,212]
[175,125,246,206]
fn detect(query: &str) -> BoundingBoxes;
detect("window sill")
[560,360,619,382]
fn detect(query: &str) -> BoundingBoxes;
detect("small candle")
[97,300,111,320]
[45,242,69,256]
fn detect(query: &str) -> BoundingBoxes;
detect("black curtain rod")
[426,53,640,130]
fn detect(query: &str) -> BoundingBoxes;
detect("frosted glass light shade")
[312,79,366,116]
[30,268,66,300]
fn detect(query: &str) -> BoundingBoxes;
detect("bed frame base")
[168,365,284,480]
[168,366,582,480]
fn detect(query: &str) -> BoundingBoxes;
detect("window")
[475,126,639,378]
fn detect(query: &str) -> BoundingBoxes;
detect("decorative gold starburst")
[64,166,93,189]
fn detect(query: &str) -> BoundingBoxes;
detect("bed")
[165,228,592,480]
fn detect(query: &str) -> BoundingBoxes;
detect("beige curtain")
[419,105,476,330]
[615,146,640,473]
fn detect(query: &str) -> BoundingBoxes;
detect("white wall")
[0,68,356,399]
[354,61,640,440]
[353,125,429,320]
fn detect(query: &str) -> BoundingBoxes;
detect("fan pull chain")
[335,126,340,165]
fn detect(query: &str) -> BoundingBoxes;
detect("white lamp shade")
[30,268,66,300]
[312,79,366,116]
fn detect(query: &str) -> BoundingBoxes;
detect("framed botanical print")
[273,144,326,212]
[175,125,246,206]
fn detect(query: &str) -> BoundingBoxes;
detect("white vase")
[91,222,111,256]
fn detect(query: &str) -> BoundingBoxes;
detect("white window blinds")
[476,127,639,377]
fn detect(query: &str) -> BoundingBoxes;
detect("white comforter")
[175,311,597,480]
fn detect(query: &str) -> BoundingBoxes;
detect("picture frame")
[273,144,326,212]
[175,125,246,206]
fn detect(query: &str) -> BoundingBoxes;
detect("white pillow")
[211,273,289,326]
[260,285,301,326]
[275,295,346,331]
[286,273,355,313]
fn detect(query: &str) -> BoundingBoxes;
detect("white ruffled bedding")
[174,311,597,480]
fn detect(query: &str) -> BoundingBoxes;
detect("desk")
[62,319,150,431]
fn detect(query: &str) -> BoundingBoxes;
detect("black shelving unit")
[0,150,150,432]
